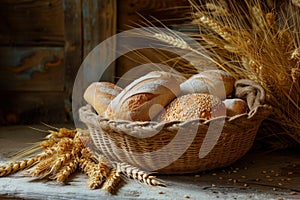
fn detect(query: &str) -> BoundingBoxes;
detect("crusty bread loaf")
[180,70,235,99]
[105,71,181,121]
[158,93,226,122]
[222,98,248,117]
[84,82,122,115]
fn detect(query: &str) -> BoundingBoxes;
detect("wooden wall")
[0,0,116,125]
[116,0,192,80]
[0,0,65,125]
[0,0,192,125]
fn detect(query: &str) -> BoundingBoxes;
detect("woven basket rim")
[80,103,272,123]
[79,104,273,138]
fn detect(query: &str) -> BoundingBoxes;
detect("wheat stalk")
[292,0,300,7]
[53,136,83,182]
[76,129,95,151]
[251,5,266,32]
[45,127,76,139]
[71,135,85,156]
[205,3,230,16]
[102,169,122,193]
[153,33,192,50]
[39,138,60,150]
[49,153,72,175]
[29,137,76,177]
[30,156,55,177]
[116,162,165,187]
[88,166,106,189]
[35,138,74,163]
[188,0,300,145]
[266,12,276,28]
[54,157,79,182]
[54,138,74,153]
[0,156,39,177]
[197,14,233,43]
[79,157,111,189]
[79,149,112,189]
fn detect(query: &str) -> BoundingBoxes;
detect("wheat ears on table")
[0,125,165,194]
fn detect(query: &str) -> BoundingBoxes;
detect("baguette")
[105,71,181,121]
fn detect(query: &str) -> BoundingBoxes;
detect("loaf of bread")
[180,70,235,99]
[222,98,248,117]
[84,82,122,115]
[158,93,226,122]
[105,71,181,121]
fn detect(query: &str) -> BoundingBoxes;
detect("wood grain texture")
[116,0,192,80]
[82,0,116,82]
[63,0,83,96]
[0,0,64,46]
[82,0,116,57]
[117,0,191,31]
[0,47,64,91]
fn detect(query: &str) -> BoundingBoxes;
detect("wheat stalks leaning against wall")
[188,0,300,146]
[131,0,300,147]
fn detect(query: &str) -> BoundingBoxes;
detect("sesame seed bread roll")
[84,82,122,115]
[105,71,181,121]
[222,98,248,117]
[158,93,226,122]
[180,70,235,99]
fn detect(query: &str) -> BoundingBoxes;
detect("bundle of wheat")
[185,0,300,148]
[0,126,165,194]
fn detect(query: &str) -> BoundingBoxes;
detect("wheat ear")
[153,33,191,50]
[79,149,111,189]
[30,138,75,177]
[49,153,72,175]
[39,138,60,150]
[102,168,122,193]
[54,157,79,182]
[205,3,230,16]
[292,0,300,7]
[71,135,85,155]
[30,156,56,177]
[116,162,165,187]
[251,5,266,32]
[197,15,233,42]
[0,156,39,177]
[79,157,109,189]
[53,136,83,182]
[36,137,74,162]
[46,128,76,139]
[89,161,111,189]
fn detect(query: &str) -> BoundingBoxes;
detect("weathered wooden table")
[0,125,299,200]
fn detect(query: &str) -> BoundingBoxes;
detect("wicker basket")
[79,79,272,174]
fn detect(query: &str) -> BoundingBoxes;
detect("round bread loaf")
[158,93,226,122]
[222,98,248,117]
[180,69,235,99]
[84,82,122,115]
[105,71,181,121]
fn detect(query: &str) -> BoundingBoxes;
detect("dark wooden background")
[0,0,192,125]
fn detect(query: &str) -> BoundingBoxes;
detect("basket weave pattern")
[80,104,271,174]
[79,79,272,174]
